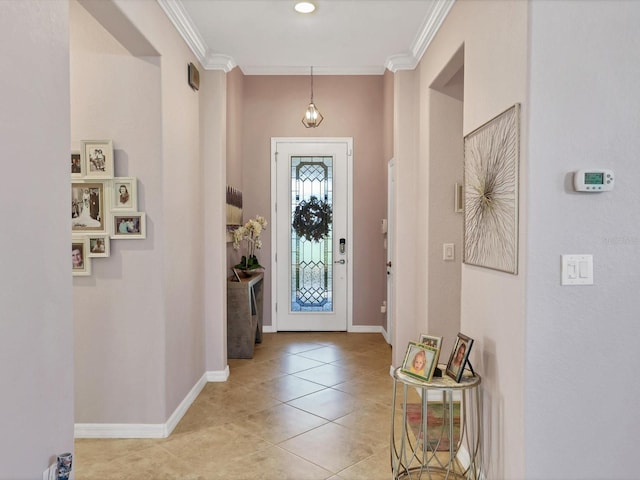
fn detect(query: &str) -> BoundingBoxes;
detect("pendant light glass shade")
[302,67,323,128]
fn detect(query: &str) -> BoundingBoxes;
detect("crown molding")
[159,0,455,75]
[157,0,207,61]
[239,65,386,76]
[203,53,237,73]
[385,0,455,72]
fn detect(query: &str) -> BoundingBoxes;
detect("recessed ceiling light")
[294,2,316,14]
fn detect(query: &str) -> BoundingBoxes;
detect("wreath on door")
[292,196,333,242]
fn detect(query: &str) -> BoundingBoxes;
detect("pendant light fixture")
[302,66,324,128]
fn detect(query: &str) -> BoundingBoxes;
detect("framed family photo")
[82,140,114,178]
[72,237,91,276]
[88,235,110,258]
[446,333,474,382]
[419,334,442,351]
[112,177,137,211]
[401,341,440,383]
[72,181,107,233]
[71,151,83,178]
[112,213,146,239]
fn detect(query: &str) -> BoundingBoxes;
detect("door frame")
[270,137,353,332]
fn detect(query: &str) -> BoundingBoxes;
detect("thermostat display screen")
[584,172,604,185]
[573,169,614,192]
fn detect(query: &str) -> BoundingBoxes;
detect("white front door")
[271,138,352,331]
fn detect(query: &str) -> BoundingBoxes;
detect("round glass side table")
[390,366,482,480]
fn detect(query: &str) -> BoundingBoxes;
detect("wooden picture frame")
[72,237,91,276]
[72,181,107,233]
[446,333,474,382]
[88,235,110,258]
[82,139,114,179]
[71,151,83,178]
[112,177,137,211]
[401,341,440,383]
[111,212,146,239]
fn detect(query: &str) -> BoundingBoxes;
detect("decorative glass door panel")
[290,156,333,312]
[273,138,350,331]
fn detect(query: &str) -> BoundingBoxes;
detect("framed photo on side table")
[401,342,440,383]
[446,333,474,382]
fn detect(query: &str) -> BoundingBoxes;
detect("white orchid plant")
[232,215,267,270]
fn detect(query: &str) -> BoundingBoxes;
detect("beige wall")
[395,1,529,477]
[242,75,388,328]
[71,0,227,425]
[0,1,74,476]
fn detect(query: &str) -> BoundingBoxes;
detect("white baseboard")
[75,367,229,439]
[348,325,383,333]
[381,326,391,344]
[263,325,383,334]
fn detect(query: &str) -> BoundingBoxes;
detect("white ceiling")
[158,0,454,75]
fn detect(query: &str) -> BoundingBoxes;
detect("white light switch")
[443,243,455,261]
[561,254,593,285]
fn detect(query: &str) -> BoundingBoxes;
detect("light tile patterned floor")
[75,332,397,479]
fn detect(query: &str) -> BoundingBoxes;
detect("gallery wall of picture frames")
[71,139,147,276]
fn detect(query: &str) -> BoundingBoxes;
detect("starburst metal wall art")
[463,104,520,274]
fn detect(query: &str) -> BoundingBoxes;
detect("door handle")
[387,261,392,267]
[334,259,346,264]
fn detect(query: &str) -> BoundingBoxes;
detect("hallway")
[75,332,397,479]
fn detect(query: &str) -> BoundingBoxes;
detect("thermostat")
[573,169,614,192]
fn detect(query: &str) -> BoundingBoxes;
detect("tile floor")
[75,332,404,479]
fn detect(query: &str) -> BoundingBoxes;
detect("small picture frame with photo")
[72,237,91,276]
[71,151,83,178]
[82,140,114,179]
[418,334,443,376]
[112,177,137,211]
[445,333,474,382]
[72,181,108,234]
[419,334,442,351]
[88,235,110,258]
[111,213,146,239]
[401,341,440,383]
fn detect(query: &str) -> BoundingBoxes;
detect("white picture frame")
[112,177,137,211]
[71,150,83,179]
[72,236,91,276]
[111,212,146,239]
[72,180,108,234]
[82,139,114,179]
[88,234,110,258]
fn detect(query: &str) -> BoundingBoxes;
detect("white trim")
[206,365,230,382]
[157,0,207,62]
[385,0,455,72]
[158,0,454,75]
[348,324,382,334]
[74,368,228,439]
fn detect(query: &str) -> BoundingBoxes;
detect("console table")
[227,273,263,358]
[390,366,482,479]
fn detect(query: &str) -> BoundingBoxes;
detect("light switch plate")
[443,243,455,261]
[561,254,593,285]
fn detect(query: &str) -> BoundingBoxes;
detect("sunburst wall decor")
[463,104,520,274]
